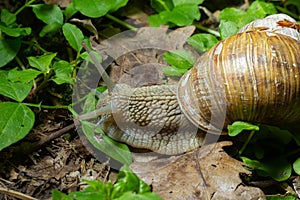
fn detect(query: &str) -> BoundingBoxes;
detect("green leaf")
[109,0,129,12]
[168,4,200,26]
[218,2,276,39]
[80,50,103,71]
[150,0,173,12]
[219,7,247,22]
[0,38,21,68]
[112,165,159,199]
[0,70,32,102]
[163,50,195,69]
[263,125,293,145]
[173,0,204,7]
[148,2,201,26]
[8,68,41,83]
[62,23,84,52]
[116,191,163,200]
[247,1,277,19]
[162,49,195,76]
[39,23,61,37]
[148,13,167,27]
[31,4,63,25]
[74,0,110,17]
[266,194,298,200]
[69,180,114,199]
[0,102,34,151]
[162,66,188,76]
[81,121,132,165]
[1,9,16,25]
[52,168,162,199]
[241,157,262,170]
[241,157,292,181]
[64,2,78,21]
[219,8,255,38]
[52,60,74,84]
[96,86,107,94]
[73,0,128,18]
[187,33,219,52]
[262,158,292,182]
[227,121,259,137]
[293,157,300,175]
[0,25,31,37]
[219,20,240,39]
[116,165,150,192]
[52,189,73,200]
[27,53,57,74]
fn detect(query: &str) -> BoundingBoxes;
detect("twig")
[105,14,138,31]
[0,186,39,200]
[25,124,75,155]
[0,178,13,185]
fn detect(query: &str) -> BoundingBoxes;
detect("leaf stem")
[238,130,255,156]
[193,23,220,37]
[105,14,137,31]
[23,102,70,109]
[156,0,171,12]
[14,0,36,16]
[15,56,26,70]
[21,40,48,55]
[68,107,78,117]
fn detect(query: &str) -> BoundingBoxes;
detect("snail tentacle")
[76,104,112,120]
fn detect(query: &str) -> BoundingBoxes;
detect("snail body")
[86,14,300,155]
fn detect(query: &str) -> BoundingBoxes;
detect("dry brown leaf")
[92,26,196,63]
[43,0,72,7]
[130,141,265,200]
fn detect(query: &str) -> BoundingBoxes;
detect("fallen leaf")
[43,0,72,7]
[92,26,197,65]
[130,141,265,200]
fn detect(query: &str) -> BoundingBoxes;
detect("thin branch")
[0,186,39,200]
[105,14,138,31]
[30,124,75,153]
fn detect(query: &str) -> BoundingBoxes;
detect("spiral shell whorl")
[178,28,300,133]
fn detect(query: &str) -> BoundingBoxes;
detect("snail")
[78,14,300,155]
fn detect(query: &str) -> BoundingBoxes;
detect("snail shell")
[178,14,300,133]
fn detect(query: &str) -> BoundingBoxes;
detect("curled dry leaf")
[130,141,265,200]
